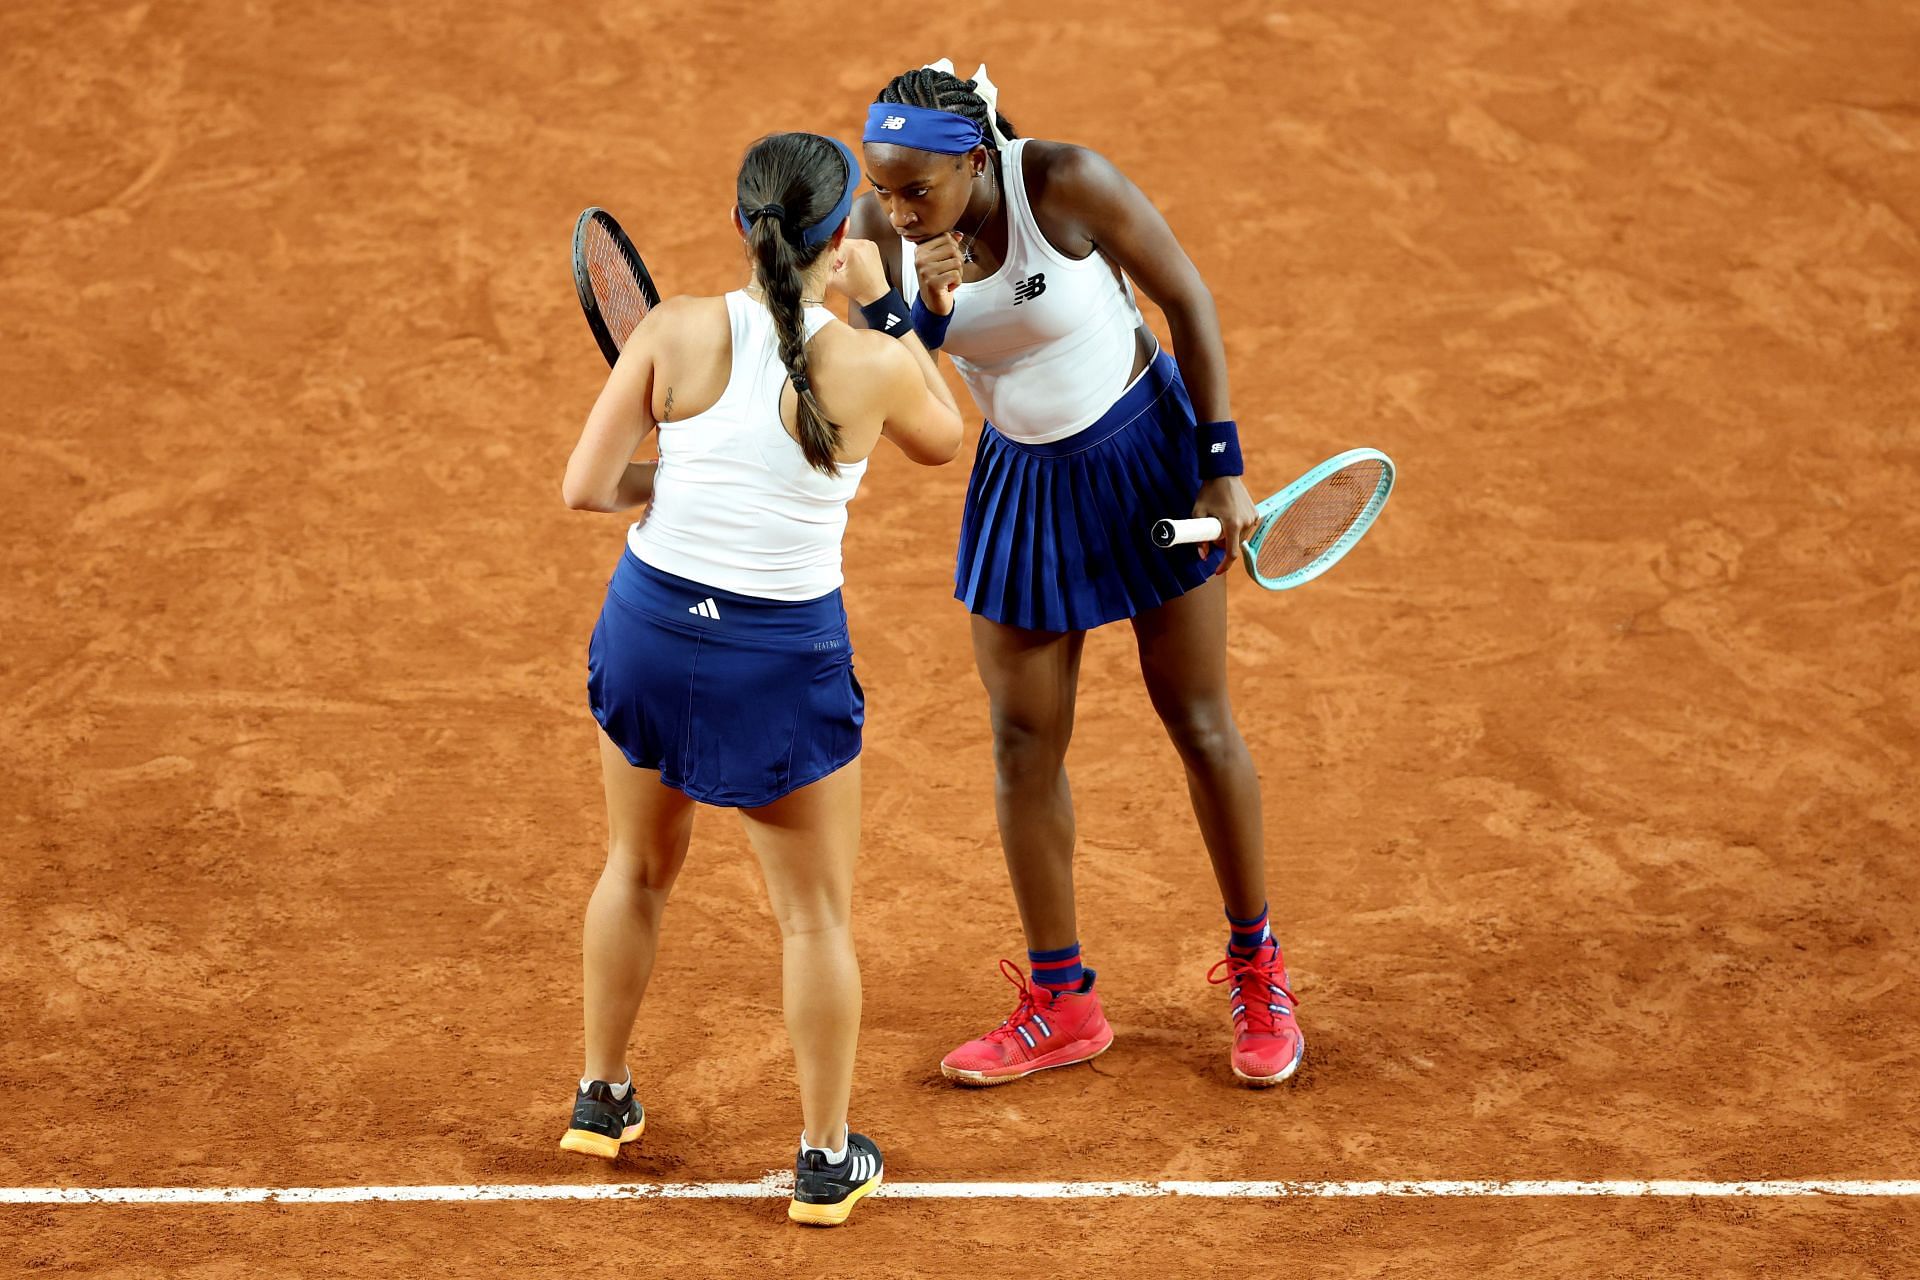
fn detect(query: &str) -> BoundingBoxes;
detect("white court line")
[5,1178,1920,1205]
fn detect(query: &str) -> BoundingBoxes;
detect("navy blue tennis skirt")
[587,550,864,808]
[954,349,1226,633]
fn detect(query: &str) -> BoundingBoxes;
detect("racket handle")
[1151,516,1222,548]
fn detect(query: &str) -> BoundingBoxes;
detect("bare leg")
[580,731,697,1082]
[737,758,863,1151]
[1130,578,1267,921]
[968,617,1087,952]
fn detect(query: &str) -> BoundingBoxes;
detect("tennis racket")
[572,207,661,367]
[1153,447,1396,591]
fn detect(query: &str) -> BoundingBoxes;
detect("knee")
[989,710,1071,779]
[771,896,852,940]
[1158,702,1245,771]
[603,836,683,897]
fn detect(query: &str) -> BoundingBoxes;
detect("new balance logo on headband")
[688,598,721,620]
[881,115,906,131]
[1012,273,1047,304]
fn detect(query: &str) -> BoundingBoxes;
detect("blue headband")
[741,134,859,249]
[803,136,859,247]
[863,102,984,155]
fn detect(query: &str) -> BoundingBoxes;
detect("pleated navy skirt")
[954,350,1226,633]
[588,551,864,808]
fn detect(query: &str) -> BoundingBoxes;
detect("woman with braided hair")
[557,131,960,1224]
[851,63,1304,1090]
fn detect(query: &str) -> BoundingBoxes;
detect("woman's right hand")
[828,238,892,307]
[912,232,966,316]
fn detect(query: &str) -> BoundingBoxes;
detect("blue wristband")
[858,288,911,338]
[1196,420,1244,478]
[910,294,953,350]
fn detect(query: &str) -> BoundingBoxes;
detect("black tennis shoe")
[788,1132,884,1226]
[558,1079,644,1159]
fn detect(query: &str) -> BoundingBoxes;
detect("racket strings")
[582,219,650,351]
[1255,459,1386,580]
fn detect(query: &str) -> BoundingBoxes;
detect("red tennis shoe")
[1208,941,1305,1086]
[940,959,1114,1086]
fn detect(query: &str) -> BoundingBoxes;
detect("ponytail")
[737,133,850,477]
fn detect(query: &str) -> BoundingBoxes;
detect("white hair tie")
[922,57,1011,149]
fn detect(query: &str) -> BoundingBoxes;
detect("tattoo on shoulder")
[662,387,674,422]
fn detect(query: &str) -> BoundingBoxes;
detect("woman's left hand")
[1191,475,1257,574]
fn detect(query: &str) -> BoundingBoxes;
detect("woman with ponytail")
[557,131,960,1225]
[851,63,1302,1092]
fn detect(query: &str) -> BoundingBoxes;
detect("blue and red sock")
[1029,942,1086,993]
[1227,903,1273,959]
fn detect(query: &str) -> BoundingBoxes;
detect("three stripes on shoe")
[829,1147,879,1183]
[1011,1008,1055,1049]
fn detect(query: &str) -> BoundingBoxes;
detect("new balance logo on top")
[884,314,901,329]
[688,598,721,619]
[1012,273,1047,304]
[881,115,906,130]
[1211,442,1227,453]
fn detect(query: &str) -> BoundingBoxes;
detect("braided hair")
[876,68,1019,174]
[736,132,846,476]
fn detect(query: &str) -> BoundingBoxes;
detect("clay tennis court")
[4,0,1917,1273]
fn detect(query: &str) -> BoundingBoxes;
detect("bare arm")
[1036,144,1230,421]
[1036,145,1254,570]
[844,195,903,335]
[826,238,961,465]
[877,336,962,465]
[604,460,658,510]
[562,300,677,511]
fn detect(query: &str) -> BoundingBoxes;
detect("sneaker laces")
[981,958,1046,1044]
[1208,947,1298,1037]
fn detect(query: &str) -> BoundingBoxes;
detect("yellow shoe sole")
[787,1174,881,1227]
[558,1117,644,1160]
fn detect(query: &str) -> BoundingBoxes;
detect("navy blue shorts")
[587,551,864,808]
[954,349,1225,633]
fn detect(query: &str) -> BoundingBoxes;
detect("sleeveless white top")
[901,138,1146,445]
[628,292,868,600]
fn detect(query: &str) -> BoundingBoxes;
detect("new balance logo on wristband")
[1012,273,1047,304]
[1212,442,1228,453]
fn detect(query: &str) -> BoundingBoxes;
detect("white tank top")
[628,292,868,600]
[901,138,1146,445]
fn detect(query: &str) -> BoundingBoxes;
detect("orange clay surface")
[2,0,1917,1274]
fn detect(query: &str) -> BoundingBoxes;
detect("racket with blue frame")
[1153,448,1396,590]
